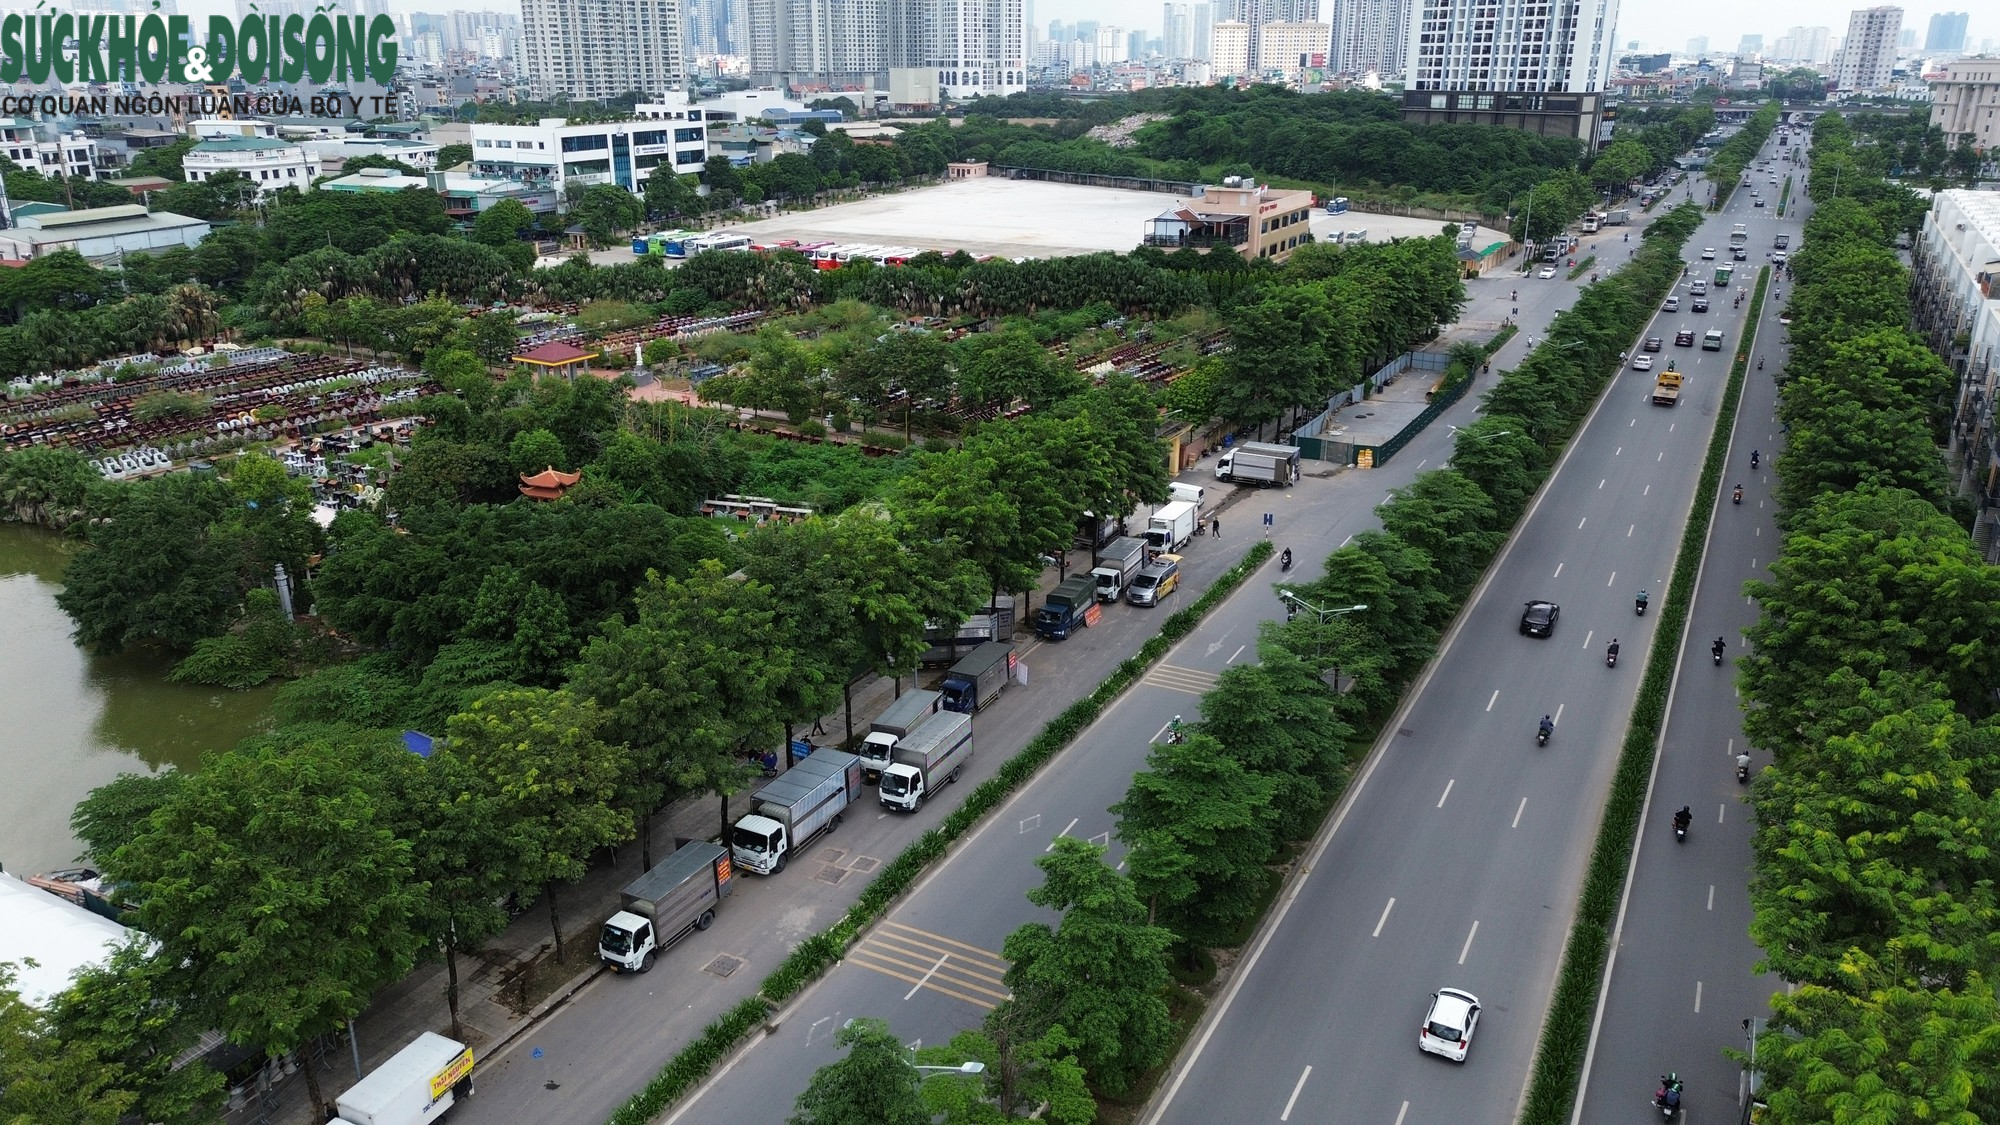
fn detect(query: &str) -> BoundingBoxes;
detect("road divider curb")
[606,540,1276,1125]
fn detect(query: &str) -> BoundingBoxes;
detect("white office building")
[1402,0,1619,145]
[1212,19,1251,76]
[469,106,709,199]
[184,136,322,195]
[1260,21,1330,78]
[1835,6,1902,91]
[1929,58,2000,154]
[520,0,687,101]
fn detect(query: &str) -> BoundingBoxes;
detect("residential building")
[1193,0,1214,59]
[931,0,1030,98]
[1329,0,1407,78]
[1926,11,1968,53]
[319,167,560,219]
[1096,25,1130,64]
[1771,25,1833,65]
[184,137,322,195]
[520,0,686,101]
[1911,190,2000,560]
[1213,19,1251,76]
[1260,21,1331,79]
[1142,181,1316,263]
[1401,0,1619,145]
[0,120,98,181]
[298,137,443,170]
[1738,34,1763,55]
[1928,57,2000,152]
[468,106,708,198]
[0,205,210,262]
[1686,36,1709,58]
[1164,2,1195,59]
[1836,6,1902,91]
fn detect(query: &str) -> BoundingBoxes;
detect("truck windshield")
[730,825,772,853]
[599,924,632,955]
[940,686,969,709]
[880,772,910,797]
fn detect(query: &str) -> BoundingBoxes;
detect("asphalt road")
[1575,137,1809,1125]
[1140,175,1774,1125]
[655,207,1687,1122]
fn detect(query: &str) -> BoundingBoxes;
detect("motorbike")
[1606,645,1620,668]
[1757,357,1764,370]
[1713,646,1726,666]
[1537,722,1552,747]
[1673,817,1690,844]
[1280,549,1293,573]
[1751,451,1760,469]
[1733,485,1743,504]
[1737,758,1752,784]
[1635,595,1648,616]
[1655,1074,1685,1117]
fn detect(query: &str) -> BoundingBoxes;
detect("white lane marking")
[1582,630,1594,650]
[1045,817,1078,851]
[1694,980,1704,1013]
[1578,517,1588,529]
[1280,1067,1313,1122]
[1716,804,1726,823]
[1416,460,1428,469]
[1707,885,1715,911]
[1554,703,1565,724]
[1669,423,1677,432]
[1437,779,1454,808]
[1513,798,1527,828]
[1599,478,1606,489]
[1645,484,1651,496]
[1658,451,1664,461]
[905,953,951,1000]
[1340,534,1353,547]
[1628,524,1635,538]
[1228,645,1247,663]
[1373,898,1396,938]
[1393,1102,1409,1125]
[1458,920,1480,965]
[1606,571,1617,587]
[1486,690,1499,712]
[1616,446,1623,455]
[1553,563,1564,578]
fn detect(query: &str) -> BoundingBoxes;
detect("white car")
[1700,247,1717,260]
[1419,987,1482,1062]
[1537,265,1557,279]
[1632,354,1654,370]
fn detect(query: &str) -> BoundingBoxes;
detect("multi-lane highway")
[1576,135,1808,1125]
[1143,166,1786,1124]
[652,203,1687,1120]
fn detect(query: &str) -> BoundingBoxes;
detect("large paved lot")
[705,178,1456,260]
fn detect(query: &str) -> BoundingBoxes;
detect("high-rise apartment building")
[1834,5,1901,91]
[1193,0,1214,59]
[521,0,686,100]
[1329,0,1408,77]
[1685,36,1709,57]
[931,0,1029,97]
[1260,20,1330,78]
[1096,24,1130,62]
[1213,19,1250,75]
[1164,2,1196,58]
[1924,11,1968,52]
[1402,0,1619,145]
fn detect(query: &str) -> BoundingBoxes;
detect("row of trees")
[1737,114,2000,1122]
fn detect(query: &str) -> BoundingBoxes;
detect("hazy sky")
[1046,0,1985,54]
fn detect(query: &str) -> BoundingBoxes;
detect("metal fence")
[1293,350,1454,465]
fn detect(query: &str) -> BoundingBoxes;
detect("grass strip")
[1517,267,1768,1123]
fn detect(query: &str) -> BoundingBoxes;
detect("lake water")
[0,523,275,877]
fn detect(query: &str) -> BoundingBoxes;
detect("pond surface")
[0,523,274,876]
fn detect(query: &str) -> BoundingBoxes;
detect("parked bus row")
[633,231,983,268]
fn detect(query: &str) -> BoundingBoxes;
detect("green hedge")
[1518,267,1768,1123]
[604,541,1276,1124]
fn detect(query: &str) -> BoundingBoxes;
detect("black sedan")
[1520,601,1560,637]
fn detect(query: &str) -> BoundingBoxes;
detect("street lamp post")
[1274,595,1367,692]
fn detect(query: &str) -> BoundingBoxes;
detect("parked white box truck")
[858,689,943,781]
[1090,536,1148,603]
[597,840,733,974]
[731,750,863,875]
[879,710,973,812]
[1215,441,1301,487]
[1146,500,1198,553]
[328,1032,474,1125]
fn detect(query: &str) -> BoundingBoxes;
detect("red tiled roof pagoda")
[519,466,582,501]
